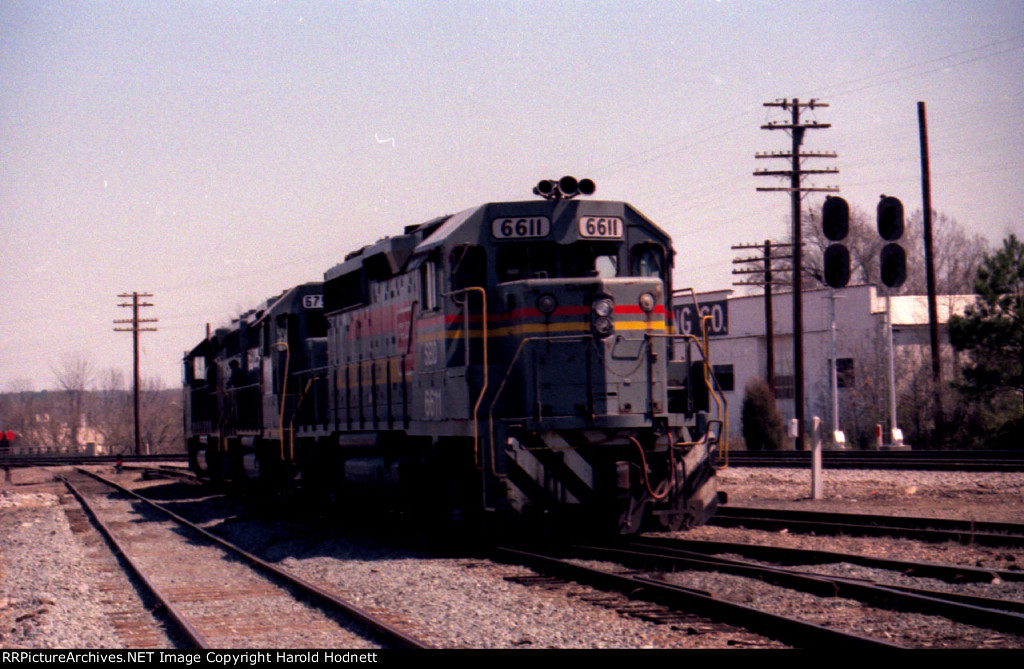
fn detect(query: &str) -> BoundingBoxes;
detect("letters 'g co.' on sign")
[673,299,729,337]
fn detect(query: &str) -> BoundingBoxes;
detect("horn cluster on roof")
[533,176,596,200]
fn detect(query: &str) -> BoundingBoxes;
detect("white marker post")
[811,416,823,500]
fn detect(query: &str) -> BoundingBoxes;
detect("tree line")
[0,356,182,454]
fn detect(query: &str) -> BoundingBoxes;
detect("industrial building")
[679,285,974,449]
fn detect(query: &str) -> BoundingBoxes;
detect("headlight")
[639,292,656,313]
[592,298,614,318]
[537,294,558,315]
[592,316,613,337]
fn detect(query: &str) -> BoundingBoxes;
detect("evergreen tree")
[948,234,1024,446]
[741,377,784,451]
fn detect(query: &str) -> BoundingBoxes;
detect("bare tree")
[1,379,36,451]
[902,209,988,295]
[51,353,95,450]
[2,369,182,455]
[140,377,182,454]
[92,368,133,453]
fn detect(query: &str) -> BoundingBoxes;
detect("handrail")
[647,329,729,468]
[698,312,729,468]
[273,342,290,462]
[442,286,488,471]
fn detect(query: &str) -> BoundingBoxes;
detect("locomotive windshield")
[497,240,621,282]
[494,240,664,283]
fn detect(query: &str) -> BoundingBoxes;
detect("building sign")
[674,299,728,337]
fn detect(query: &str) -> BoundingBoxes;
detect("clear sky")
[2,0,1022,391]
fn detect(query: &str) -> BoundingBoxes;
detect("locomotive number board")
[578,216,623,239]
[491,217,551,239]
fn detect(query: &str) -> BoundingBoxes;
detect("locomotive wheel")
[205,445,225,483]
[226,439,247,483]
[256,441,290,498]
[187,438,207,476]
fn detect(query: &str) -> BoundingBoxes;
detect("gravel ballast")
[2,464,1022,649]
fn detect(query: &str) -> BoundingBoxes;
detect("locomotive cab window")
[562,241,620,278]
[191,357,206,382]
[421,260,438,311]
[631,243,665,280]
[497,242,557,282]
[306,311,328,338]
[450,244,486,291]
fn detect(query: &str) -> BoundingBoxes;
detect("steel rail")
[630,536,1024,584]
[494,546,906,650]
[716,505,1024,536]
[73,467,431,650]
[578,544,1024,637]
[712,506,1024,548]
[61,476,210,649]
[0,453,185,467]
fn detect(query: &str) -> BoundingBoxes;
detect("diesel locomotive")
[183,178,727,533]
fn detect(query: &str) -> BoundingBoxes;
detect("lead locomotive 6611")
[184,178,727,533]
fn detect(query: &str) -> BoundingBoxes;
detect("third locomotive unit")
[184,178,727,533]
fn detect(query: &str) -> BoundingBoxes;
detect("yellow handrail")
[647,329,729,468]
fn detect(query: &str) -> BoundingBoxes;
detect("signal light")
[877,195,904,241]
[822,196,849,241]
[880,242,907,288]
[823,244,850,288]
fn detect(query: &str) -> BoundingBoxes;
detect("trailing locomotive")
[183,178,727,533]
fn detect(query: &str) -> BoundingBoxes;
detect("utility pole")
[732,240,794,394]
[114,292,158,455]
[754,98,838,449]
[918,101,945,439]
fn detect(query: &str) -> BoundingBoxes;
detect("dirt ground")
[716,466,1024,523]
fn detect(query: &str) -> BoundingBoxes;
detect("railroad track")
[61,468,430,650]
[607,539,1024,636]
[712,506,1024,548]
[493,546,905,649]
[1,453,186,468]
[494,533,1024,649]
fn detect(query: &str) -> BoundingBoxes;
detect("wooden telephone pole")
[114,292,158,455]
[732,240,794,394]
[754,98,839,449]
